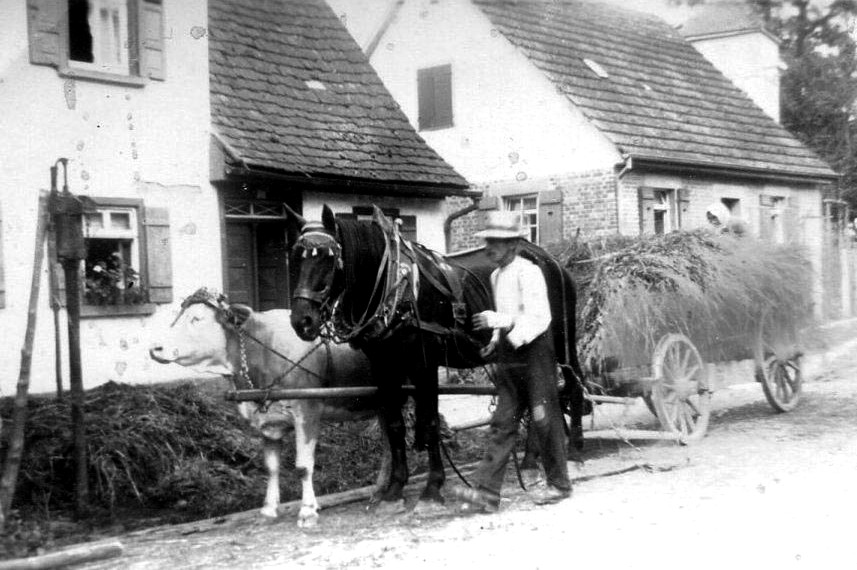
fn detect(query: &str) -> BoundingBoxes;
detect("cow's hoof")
[259,505,279,519]
[297,506,319,528]
[372,499,406,517]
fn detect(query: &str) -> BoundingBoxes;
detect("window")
[418,64,453,131]
[83,206,143,305]
[27,0,165,83]
[639,187,685,235]
[54,199,172,316]
[503,195,539,243]
[338,206,417,242]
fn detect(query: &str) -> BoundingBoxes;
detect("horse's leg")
[260,431,283,518]
[412,360,445,505]
[293,404,321,528]
[372,357,408,507]
[561,368,586,461]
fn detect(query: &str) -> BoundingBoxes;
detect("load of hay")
[555,230,813,376]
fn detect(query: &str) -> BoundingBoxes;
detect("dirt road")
[80,345,857,570]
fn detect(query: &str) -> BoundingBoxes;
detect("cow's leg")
[293,404,321,528]
[260,431,283,518]
[412,361,445,506]
[371,427,392,503]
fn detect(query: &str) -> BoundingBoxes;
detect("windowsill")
[59,65,147,88]
[418,124,454,132]
[81,303,157,318]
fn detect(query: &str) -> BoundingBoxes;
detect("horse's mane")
[335,218,387,325]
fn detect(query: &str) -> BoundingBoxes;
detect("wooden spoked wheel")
[650,334,711,443]
[759,354,802,413]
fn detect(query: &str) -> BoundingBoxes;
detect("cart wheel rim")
[651,334,711,443]
[761,355,802,412]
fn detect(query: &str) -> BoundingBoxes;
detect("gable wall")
[0,1,217,393]
[359,0,621,185]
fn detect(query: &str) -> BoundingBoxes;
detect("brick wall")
[446,195,488,252]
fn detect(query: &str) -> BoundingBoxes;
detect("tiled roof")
[474,0,836,181]
[209,0,469,191]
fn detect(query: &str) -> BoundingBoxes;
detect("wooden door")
[226,223,254,306]
[256,223,289,310]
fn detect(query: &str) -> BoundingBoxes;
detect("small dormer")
[680,2,784,121]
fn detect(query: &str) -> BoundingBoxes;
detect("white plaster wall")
[330,0,621,186]
[304,191,448,252]
[690,33,783,121]
[0,0,217,393]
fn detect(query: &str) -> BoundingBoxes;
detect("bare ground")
[71,337,857,570]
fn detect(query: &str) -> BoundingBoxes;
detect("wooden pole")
[0,191,50,525]
[62,255,88,514]
[46,221,63,400]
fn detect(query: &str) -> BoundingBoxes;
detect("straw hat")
[475,210,525,239]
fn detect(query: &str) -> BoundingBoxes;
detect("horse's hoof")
[372,499,406,516]
[259,506,279,519]
[410,499,448,517]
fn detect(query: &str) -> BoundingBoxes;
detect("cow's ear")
[228,303,253,327]
[283,203,305,230]
[322,205,336,233]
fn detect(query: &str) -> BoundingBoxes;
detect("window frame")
[78,197,155,317]
[503,194,539,243]
[28,0,165,87]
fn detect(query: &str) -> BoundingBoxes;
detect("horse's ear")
[372,205,394,233]
[283,203,306,230]
[322,205,336,233]
[227,303,253,327]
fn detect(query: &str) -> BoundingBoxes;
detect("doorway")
[225,221,291,311]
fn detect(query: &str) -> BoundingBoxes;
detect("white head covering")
[705,202,732,225]
[475,210,526,239]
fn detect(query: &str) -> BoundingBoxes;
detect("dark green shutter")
[538,189,563,245]
[418,68,435,130]
[433,65,453,127]
[26,0,63,67]
[144,207,172,303]
[141,0,165,80]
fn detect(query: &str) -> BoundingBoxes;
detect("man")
[449,210,571,513]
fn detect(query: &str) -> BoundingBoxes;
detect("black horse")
[287,205,584,510]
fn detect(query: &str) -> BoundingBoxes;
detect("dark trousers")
[472,332,571,496]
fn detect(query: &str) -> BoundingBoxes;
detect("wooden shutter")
[784,196,800,243]
[677,188,691,228]
[0,201,4,308]
[758,195,773,240]
[418,68,436,130]
[27,0,63,67]
[144,207,172,303]
[398,215,417,243]
[140,0,165,80]
[433,65,453,128]
[638,187,656,234]
[538,189,563,245]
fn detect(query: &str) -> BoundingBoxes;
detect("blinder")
[292,227,343,306]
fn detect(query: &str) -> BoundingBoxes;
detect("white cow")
[149,289,388,527]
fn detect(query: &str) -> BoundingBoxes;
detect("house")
[0,0,468,393]
[329,0,838,312]
[208,0,470,309]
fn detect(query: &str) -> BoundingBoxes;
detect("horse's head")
[289,205,343,341]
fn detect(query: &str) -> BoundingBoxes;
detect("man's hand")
[472,310,513,331]
[479,340,497,359]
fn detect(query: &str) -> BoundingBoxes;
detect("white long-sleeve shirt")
[489,256,551,349]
